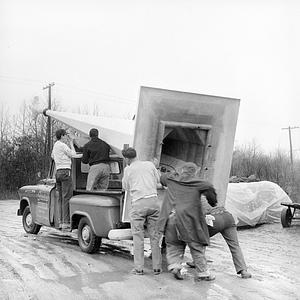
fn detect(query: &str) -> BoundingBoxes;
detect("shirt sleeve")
[122,167,129,191]
[81,145,89,164]
[153,165,161,183]
[75,145,84,152]
[160,173,169,186]
[63,143,76,158]
[202,188,218,207]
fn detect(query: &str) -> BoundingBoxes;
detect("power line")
[56,82,135,104]
[0,75,44,85]
[0,75,136,105]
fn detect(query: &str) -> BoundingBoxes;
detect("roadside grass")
[0,190,18,200]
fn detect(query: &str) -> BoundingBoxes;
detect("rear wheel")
[22,206,42,234]
[78,217,101,253]
[281,207,293,227]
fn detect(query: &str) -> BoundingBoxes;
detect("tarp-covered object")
[225,181,292,227]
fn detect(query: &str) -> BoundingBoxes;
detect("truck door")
[35,162,56,226]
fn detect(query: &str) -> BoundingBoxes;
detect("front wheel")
[281,207,293,227]
[78,217,101,253]
[22,206,41,234]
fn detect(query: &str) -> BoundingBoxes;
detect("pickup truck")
[17,155,128,253]
[17,86,240,254]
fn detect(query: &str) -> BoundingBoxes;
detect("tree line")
[0,99,299,201]
[230,143,300,201]
[0,98,61,199]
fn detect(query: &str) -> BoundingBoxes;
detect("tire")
[281,207,292,227]
[78,217,101,253]
[22,206,42,234]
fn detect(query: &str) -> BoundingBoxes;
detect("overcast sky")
[1,0,300,155]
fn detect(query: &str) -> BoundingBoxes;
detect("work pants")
[130,196,162,271]
[165,214,207,274]
[86,163,110,190]
[210,225,247,274]
[56,169,73,224]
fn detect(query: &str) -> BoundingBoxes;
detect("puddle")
[50,271,125,291]
[22,264,36,272]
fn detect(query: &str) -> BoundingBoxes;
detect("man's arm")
[62,141,77,158]
[160,173,171,187]
[151,164,161,183]
[122,167,129,191]
[73,153,83,158]
[81,145,89,164]
[69,139,83,158]
[202,188,218,207]
[74,144,84,153]
[65,141,83,158]
[154,168,163,189]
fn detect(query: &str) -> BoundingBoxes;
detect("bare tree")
[0,102,11,147]
[230,142,298,199]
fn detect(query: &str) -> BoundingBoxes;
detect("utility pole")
[282,126,299,167]
[43,82,55,157]
[282,125,299,200]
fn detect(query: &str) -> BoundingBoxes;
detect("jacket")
[81,137,110,166]
[156,173,217,245]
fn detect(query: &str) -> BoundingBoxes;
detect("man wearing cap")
[156,162,217,281]
[81,128,111,190]
[122,147,162,275]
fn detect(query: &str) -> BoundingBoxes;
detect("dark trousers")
[56,169,73,224]
[165,214,207,274]
[208,212,247,274]
[210,225,247,273]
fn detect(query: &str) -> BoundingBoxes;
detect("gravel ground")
[0,200,299,300]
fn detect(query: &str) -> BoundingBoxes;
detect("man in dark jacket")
[156,162,217,281]
[82,128,111,190]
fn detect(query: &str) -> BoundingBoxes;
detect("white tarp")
[225,181,292,227]
[45,110,134,157]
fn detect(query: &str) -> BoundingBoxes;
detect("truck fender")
[71,211,96,233]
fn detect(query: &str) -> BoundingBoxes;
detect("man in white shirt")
[122,147,161,275]
[51,129,81,229]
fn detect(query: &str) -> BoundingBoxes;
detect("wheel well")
[20,199,29,214]
[71,214,83,230]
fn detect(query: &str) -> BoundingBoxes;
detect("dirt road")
[0,200,299,300]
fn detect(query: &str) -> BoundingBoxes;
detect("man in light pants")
[81,128,111,190]
[122,147,162,275]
